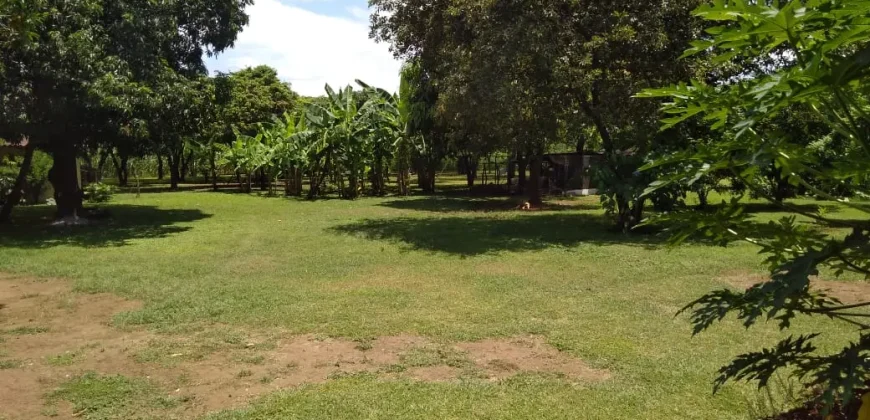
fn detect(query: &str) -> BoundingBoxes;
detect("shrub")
[83,183,116,203]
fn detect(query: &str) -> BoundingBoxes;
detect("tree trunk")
[118,153,129,187]
[168,152,181,191]
[415,155,438,193]
[258,168,268,191]
[294,168,303,196]
[697,187,709,210]
[0,142,35,224]
[576,133,587,154]
[210,150,218,192]
[463,156,479,188]
[111,151,129,187]
[507,156,516,193]
[96,150,109,183]
[517,152,527,195]
[284,166,292,196]
[348,169,359,199]
[180,150,193,183]
[771,167,791,203]
[83,152,96,185]
[157,154,165,180]
[308,168,318,199]
[528,153,542,206]
[49,141,84,220]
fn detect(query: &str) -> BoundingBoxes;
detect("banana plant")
[305,84,372,198]
[271,111,313,196]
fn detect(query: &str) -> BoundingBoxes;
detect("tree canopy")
[0,0,252,219]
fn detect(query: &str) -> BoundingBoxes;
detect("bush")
[83,182,116,203]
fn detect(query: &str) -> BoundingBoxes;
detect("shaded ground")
[0,274,607,419]
[331,213,672,256]
[765,388,864,420]
[0,205,211,248]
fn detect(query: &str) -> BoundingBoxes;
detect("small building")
[542,152,604,196]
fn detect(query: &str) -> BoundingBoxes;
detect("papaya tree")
[639,0,870,411]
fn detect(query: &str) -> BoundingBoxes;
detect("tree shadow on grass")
[331,213,671,256]
[378,196,601,213]
[705,200,833,215]
[0,205,211,249]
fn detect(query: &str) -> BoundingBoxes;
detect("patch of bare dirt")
[719,271,870,305]
[457,336,611,382]
[0,274,150,419]
[0,274,609,419]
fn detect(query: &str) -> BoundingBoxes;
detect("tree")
[0,0,252,221]
[217,66,298,138]
[147,72,215,191]
[640,0,870,411]
[371,0,706,210]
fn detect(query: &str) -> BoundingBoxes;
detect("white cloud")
[346,6,370,22]
[208,0,401,96]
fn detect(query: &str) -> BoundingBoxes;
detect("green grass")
[46,349,86,367]
[47,372,186,419]
[0,186,865,419]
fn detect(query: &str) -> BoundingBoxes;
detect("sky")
[205,0,402,97]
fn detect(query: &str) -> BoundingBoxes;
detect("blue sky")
[206,0,402,96]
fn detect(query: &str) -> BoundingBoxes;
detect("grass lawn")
[0,184,864,419]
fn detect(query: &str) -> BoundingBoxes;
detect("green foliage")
[83,182,116,203]
[0,150,52,205]
[219,80,410,198]
[0,0,253,214]
[216,66,298,138]
[639,0,870,411]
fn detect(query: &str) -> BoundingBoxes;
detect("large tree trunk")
[770,166,791,203]
[517,152,527,195]
[576,133,587,154]
[157,154,165,180]
[49,141,84,221]
[168,151,181,191]
[461,155,479,188]
[528,153,542,206]
[0,142,35,224]
[415,156,438,193]
[180,150,194,183]
[112,151,129,187]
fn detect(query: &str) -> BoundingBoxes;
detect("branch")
[730,168,864,229]
[837,254,870,276]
